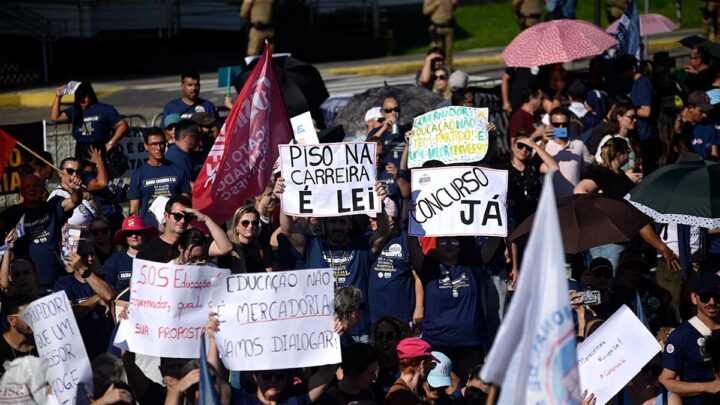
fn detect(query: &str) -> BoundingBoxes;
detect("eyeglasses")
[376,118,385,124]
[697,292,720,303]
[126,230,147,238]
[147,141,167,148]
[516,143,532,151]
[240,220,260,228]
[551,122,568,128]
[376,331,398,341]
[383,107,400,114]
[623,115,637,121]
[260,371,288,381]
[189,254,208,263]
[64,168,78,176]
[90,227,109,236]
[433,75,447,80]
[438,239,460,247]
[170,212,196,223]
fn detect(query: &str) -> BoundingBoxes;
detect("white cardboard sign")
[577,305,662,405]
[114,259,230,358]
[290,111,320,145]
[21,291,93,405]
[409,166,508,237]
[211,268,341,371]
[279,142,380,216]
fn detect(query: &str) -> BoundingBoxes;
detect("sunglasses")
[64,168,78,176]
[170,212,196,223]
[592,269,613,279]
[376,118,385,124]
[433,75,447,80]
[438,239,460,247]
[189,254,208,263]
[376,331,398,340]
[697,292,720,303]
[126,230,147,238]
[516,143,532,151]
[383,107,400,113]
[240,220,260,228]
[260,372,287,381]
[90,227,109,236]
[551,122,568,128]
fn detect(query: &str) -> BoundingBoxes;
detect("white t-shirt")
[659,222,701,256]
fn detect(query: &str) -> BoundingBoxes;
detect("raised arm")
[307,364,338,402]
[273,177,307,257]
[105,119,128,152]
[50,85,70,123]
[65,251,114,301]
[0,231,15,293]
[188,209,232,257]
[85,147,109,192]
[369,182,391,256]
[60,173,83,212]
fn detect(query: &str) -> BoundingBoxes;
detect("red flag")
[0,130,18,175]
[193,45,293,224]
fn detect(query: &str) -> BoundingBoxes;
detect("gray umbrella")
[331,84,444,140]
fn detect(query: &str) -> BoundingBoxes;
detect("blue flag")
[615,0,641,60]
[200,333,221,405]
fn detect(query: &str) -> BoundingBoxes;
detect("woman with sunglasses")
[218,205,272,273]
[594,103,641,168]
[48,156,99,230]
[370,316,409,402]
[104,215,157,301]
[432,67,452,101]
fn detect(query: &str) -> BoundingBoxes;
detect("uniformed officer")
[423,0,456,65]
[659,272,720,404]
[512,0,542,30]
[240,0,275,56]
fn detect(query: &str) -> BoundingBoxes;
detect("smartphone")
[61,228,82,264]
[553,127,568,138]
[579,290,602,306]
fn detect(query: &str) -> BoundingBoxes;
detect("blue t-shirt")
[53,275,114,359]
[232,391,310,405]
[304,234,375,336]
[662,320,716,405]
[63,102,123,144]
[368,231,414,324]
[686,123,720,159]
[165,144,196,180]
[127,161,191,227]
[630,76,655,140]
[103,250,134,300]
[162,98,217,126]
[421,262,484,347]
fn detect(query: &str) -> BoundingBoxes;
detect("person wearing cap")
[163,113,181,144]
[386,337,434,405]
[104,215,157,301]
[659,272,720,404]
[190,111,219,174]
[679,91,720,161]
[365,107,384,135]
[421,351,459,405]
[165,120,199,182]
[161,70,217,126]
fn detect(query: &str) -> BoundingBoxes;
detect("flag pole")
[15,140,63,174]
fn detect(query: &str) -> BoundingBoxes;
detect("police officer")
[512,0,542,30]
[423,0,456,65]
[659,273,720,405]
[240,0,275,56]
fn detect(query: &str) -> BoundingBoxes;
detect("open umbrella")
[510,194,653,254]
[502,20,618,68]
[606,13,679,36]
[625,160,720,228]
[679,35,720,59]
[235,55,330,129]
[331,85,443,141]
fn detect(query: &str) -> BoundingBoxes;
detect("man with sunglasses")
[129,128,192,228]
[137,195,193,263]
[660,272,720,404]
[543,107,593,198]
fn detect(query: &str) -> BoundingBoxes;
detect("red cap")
[113,215,158,245]
[396,337,432,359]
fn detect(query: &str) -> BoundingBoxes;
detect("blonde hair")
[599,137,629,168]
[229,205,261,244]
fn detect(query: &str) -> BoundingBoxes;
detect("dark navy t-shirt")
[662,320,716,405]
[232,391,310,405]
[162,98,217,125]
[165,144,196,180]
[630,76,655,140]
[103,250,134,300]
[686,123,720,159]
[420,261,484,347]
[368,231,414,324]
[127,161,191,227]
[63,102,123,144]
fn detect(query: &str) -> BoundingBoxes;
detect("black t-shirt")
[136,237,175,263]
[0,335,38,377]
[685,67,717,93]
[499,158,542,225]
[581,166,635,199]
[139,381,166,405]
[217,242,272,274]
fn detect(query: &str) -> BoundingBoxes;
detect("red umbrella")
[607,13,679,36]
[502,20,618,68]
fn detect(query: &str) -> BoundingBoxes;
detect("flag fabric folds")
[616,0,641,60]
[199,333,221,405]
[0,129,18,176]
[193,44,293,225]
[480,171,581,405]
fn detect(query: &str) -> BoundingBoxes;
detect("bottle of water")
[628,152,636,170]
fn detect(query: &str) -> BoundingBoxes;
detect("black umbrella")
[331,85,444,140]
[679,35,720,58]
[235,55,330,129]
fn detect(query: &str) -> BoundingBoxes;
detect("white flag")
[480,171,580,404]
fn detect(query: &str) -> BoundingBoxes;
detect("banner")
[21,291,93,405]
[211,268,341,371]
[408,107,489,169]
[193,44,293,225]
[409,166,508,237]
[0,121,46,195]
[279,142,379,217]
[290,112,319,145]
[116,126,148,177]
[114,259,230,358]
[577,305,661,405]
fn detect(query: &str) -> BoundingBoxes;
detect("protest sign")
[115,126,148,178]
[577,305,661,405]
[21,291,93,405]
[62,81,81,96]
[409,166,508,237]
[408,106,489,168]
[290,112,320,144]
[210,268,341,371]
[114,259,230,358]
[279,142,379,216]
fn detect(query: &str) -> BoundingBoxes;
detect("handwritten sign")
[577,305,661,405]
[408,106,489,168]
[409,166,508,237]
[279,142,379,216]
[210,268,341,371]
[116,127,149,178]
[290,112,319,145]
[21,291,93,405]
[115,259,230,358]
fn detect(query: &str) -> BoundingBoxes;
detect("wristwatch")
[80,268,92,279]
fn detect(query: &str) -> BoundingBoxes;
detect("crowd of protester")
[2,40,720,404]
